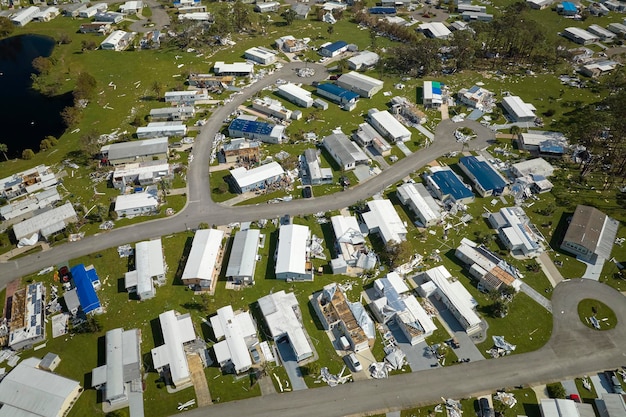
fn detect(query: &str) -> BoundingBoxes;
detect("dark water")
[0,34,73,158]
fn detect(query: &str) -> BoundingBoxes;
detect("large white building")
[101,137,169,165]
[211,306,258,374]
[10,6,40,26]
[151,310,197,388]
[501,96,536,123]
[362,199,407,245]
[396,182,442,227]
[100,30,132,51]
[13,201,78,242]
[181,228,224,289]
[91,328,142,406]
[114,191,159,218]
[347,51,379,70]
[244,47,277,65]
[124,239,166,300]
[258,291,313,362]
[214,61,254,76]
[0,357,82,417]
[277,83,314,108]
[225,228,261,285]
[419,22,452,39]
[417,265,482,335]
[336,72,384,98]
[230,161,285,193]
[275,224,313,281]
[562,27,600,44]
[322,133,369,171]
[368,109,412,143]
[370,274,437,345]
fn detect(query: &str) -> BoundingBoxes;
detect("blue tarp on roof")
[561,1,577,11]
[431,81,442,95]
[429,170,474,201]
[539,140,565,154]
[323,41,348,53]
[229,118,274,136]
[369,6,396,14]
[459,156,507,194]
[317,83,360,101]
[71,264,101,314]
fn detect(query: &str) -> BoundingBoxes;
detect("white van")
[346,353,363,372]
[339,336,350,351]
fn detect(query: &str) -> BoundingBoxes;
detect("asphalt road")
[175,279,626,417]
[0,61,495,287]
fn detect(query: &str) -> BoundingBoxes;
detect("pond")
[0,34,73,158]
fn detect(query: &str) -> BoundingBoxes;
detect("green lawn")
[578,298,618,331]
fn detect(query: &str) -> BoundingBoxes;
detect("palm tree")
[0,143,8,161]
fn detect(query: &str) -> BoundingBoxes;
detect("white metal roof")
[397,182,441,225]
[210,306,256,373]
[182,229,224,282]
[103,137,168,161]
[257,291,312,361]
[214,61,254,74]
[137,122,187,136]
[275,224,309,276]
[565,27,599,42]
[114,192,158,212]
[502,96,536,119]
[419,22,452,38]
[422,265,481,329]
[0,357,80,417]
[13,202,76,241]
[225,229,260,279]
[540,398,580,417]
[151,311,196,386]
[135,239,164,296]
[330,215,363,243]
[245,47,276,59]
[511,158,554,178]
[278,83,313,101]
[369,110,411,141]
[338,71,384,91]
[113,161,169,180]
[402,294,437,335]
[101,30,127,47]
[347,51,379,67]
[362,199,407,245]
[520,130,567,147]
[230,161,284,190]
[322,133,369,166]
[385,272,409,294]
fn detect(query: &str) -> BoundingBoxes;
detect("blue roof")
[459,156,508,193]
[317,83,359,101]
[71,264,101,314]
[229,118,274,135]
[323,41,348,53]
[561,1,577,11]
[539,140,565,154]
[429,170,474,200]
[369,6,396,14]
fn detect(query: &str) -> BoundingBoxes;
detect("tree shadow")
[172,235,195,286]
[263,229,278,280]
[549,211,573,253]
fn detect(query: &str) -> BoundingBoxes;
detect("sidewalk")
[0,242,49,263]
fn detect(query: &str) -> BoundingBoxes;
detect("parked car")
[479,398,493,417]
[612,376,625,394]
[58,266,71,283]
[568,394,581,403]
[345,353,363,372]
[302,186,312,199]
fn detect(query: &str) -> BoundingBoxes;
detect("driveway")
[519,281,553,313]
[590,374,610,396]
[387,321,438,372]
[561,379,580,399]
[276,339,307,391]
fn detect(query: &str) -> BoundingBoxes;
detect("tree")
[283,9,297,25]
[491,300,508,318]
[40,138,52,151]
[74,72,97,103]
[0,17,14,38]
[509,125,521,136]
[383,240,413,268]
[80,39,97,51]
[61,106,81,128]
[80,131,100,156]
[0,143,8,161]
[22,149,35,160]
[152,81,164,100]
[32,57,53,75]
[327,25,335,36]
[57,32,72,45]
[546,383,567,399]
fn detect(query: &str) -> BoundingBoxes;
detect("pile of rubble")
[494,391,517,408]
[318,366,350,387]
[297,67,315,77]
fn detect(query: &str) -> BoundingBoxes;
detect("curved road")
[0,62,495,285]
[177,279,626,417]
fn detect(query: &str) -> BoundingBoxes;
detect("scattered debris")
[318,366,351,386]
[494,391,517,408]
[369,362,389,379]
[117,244,133,258]
[99,221,114,230]
[445,398,463,417]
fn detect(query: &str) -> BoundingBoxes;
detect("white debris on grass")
[369,362,388,379]
[38,266,54,276]
[118,244,133,258]
[318,366,350,387]
[494,391,517,408]
[445,398,462,417]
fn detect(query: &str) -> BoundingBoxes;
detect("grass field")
[577,298,618,330]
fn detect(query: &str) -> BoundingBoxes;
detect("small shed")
[39,352,61,372]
